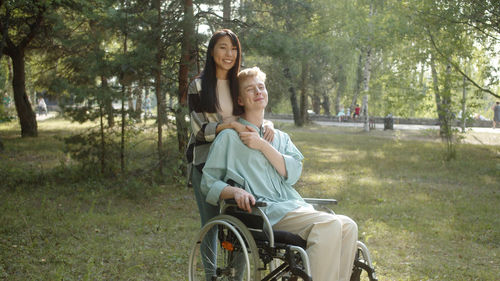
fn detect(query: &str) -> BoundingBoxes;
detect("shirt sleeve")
[201,131,232,206]
[280,132,304,185]
[188,79,219,143]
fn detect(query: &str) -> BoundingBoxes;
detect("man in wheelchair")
[198,67,359,281]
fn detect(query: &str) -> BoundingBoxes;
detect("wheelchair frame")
[189,198,377,281]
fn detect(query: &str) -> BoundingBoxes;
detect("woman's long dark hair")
[194,29,243,115]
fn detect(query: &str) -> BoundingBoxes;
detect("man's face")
[238,76,268,111]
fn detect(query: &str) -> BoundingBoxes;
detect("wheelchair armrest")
[224,199,267,207]
[303,198,338,205]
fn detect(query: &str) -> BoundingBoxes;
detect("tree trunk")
[362,95,369,131]
[361,0,373,132]
[101,76,114,127]
[1,4,45,138]
[430,53,445,136]
[154,66,164,175]
[311,93,321,114]
[99,103,106,174]
[120,85,126,173]
[461,74,466,133]
[128,95,134,117]
[154,0,165,175]
[321,92,330,116]
[362,48,372,131]
[134,86,142,121]
[335,68,348,116]
[334,85,341,115]
[223,0,231,24]
[298,61,309,126]
[284,67,300,126]
[351,53,363,113]
[442,63,453,135]
[120,1,128,174]
[177,0,195,154]
[10,49,37,137]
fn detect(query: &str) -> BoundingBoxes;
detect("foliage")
[0,103,14,123]
[2,0,498,155]
[63,125,120,175]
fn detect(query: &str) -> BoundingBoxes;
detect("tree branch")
[19,4,46,50]
[426,27,500,99]
[195,10,252,28]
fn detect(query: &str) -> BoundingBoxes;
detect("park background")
[1,0,499,280]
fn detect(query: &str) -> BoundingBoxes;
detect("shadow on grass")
[1,120,499,280]
[290,127,499,280]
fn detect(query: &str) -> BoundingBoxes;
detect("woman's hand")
[216,121,250,134]
[239,126,266,151]
[230,121,249,134]
[262,121,275,143]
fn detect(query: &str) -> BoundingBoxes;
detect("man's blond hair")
[237,66,267,83]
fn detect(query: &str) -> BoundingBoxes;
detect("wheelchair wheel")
[189,215,261,281]
[350,242,377,281]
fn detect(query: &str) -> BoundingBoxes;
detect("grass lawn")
[1,118,499,280]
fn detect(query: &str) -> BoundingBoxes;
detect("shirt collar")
[238,117,264,137]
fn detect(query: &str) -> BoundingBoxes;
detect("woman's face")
[212,35,238,79]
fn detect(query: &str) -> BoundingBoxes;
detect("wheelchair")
[189,198,377,281]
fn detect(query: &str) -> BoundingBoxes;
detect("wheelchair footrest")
[273,230,307,249]
[351,259,378,281]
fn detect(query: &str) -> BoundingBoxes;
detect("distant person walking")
[2,93,11,108]
[37,97,47,116]
[143,96,152,118]
[493,101,500,129]
[353,104,361,119]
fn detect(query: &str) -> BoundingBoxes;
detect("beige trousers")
[273,207,358,281]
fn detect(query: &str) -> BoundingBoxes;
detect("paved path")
[271,118,500,134]
[34,113,499,144]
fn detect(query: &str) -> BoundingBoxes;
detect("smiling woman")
[212,36,238,79]
[185,29,264,280]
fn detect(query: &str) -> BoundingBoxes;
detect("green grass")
[1,119,499,280]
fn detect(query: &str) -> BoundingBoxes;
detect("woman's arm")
[188,80,219,143]
[216,121,248,134]
[189,80,250,141]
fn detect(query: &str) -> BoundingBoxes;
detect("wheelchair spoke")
[189,217,261,281]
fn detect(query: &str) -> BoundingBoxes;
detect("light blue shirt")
[201,118,313,225]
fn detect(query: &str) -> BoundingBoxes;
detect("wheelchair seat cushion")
[273,230,307,249]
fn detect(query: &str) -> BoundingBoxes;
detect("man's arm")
[239,127,303,185]
[280,131,304,185]
[201,130,256,212]
[239,126,305,182]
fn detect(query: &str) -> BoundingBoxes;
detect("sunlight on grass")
[1,120,499,280]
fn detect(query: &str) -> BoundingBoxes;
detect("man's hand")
[232,188,256,213]
[240,126,287,177]
[239,126,266,150]
[220,185,256,213]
